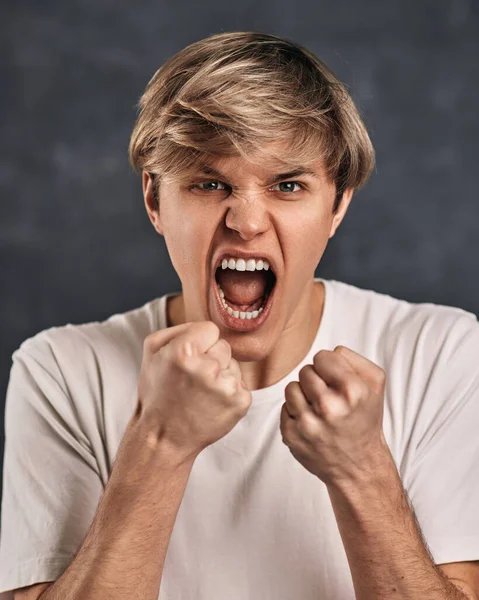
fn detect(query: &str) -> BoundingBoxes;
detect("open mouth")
[212,260,277,330]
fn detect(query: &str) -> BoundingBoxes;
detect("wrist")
[126,405,199,471]
[326,438,397,497]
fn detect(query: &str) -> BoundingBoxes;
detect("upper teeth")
[221,258,270,271]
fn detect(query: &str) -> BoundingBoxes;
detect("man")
[1,31,478,600]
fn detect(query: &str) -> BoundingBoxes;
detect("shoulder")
[11,296,164,384]
[326,278,479,373]
[327,278,478,344]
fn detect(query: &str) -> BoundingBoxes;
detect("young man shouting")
[1,31,479,600]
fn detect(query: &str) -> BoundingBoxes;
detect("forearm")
[327,445,471,600]
[41,407,196,600]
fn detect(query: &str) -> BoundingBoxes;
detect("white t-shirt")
[1,277,479,600]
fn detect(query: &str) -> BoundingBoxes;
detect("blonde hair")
[129,31,375,213]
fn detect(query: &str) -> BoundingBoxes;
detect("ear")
[329,188,354,239]
[142,171,164,236]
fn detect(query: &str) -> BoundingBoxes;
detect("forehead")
[205,146,327,180]
[161,140,331,187]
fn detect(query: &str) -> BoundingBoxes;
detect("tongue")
[216,269,268,308]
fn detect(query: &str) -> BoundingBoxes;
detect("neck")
[238,280,324,390]
[166,280,325,392]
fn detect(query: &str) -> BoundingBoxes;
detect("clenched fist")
[136,321,252,463]
[280,345,388,488]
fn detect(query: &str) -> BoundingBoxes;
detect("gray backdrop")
[1,0,478,501]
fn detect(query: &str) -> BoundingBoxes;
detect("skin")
[143,145,354,392]
[142,146,479,598]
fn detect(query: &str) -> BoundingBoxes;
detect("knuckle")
[313,349,328,366]
[298,412,315,435]
[209,358,222,378]
[143,334,154,352]
[238,390,253,413]
[204,321,220,336]
[299,364,313,379]
[316,394,336,419]
[341,377,365,403]
[376,368,387,384]
[218,338,231,355]
[228,359,241,378]
[218,372,239,395]
[188,321,219,344]
[223,338,232,351]
[285,380,298,397]
[169,341,192,368]
[202,357,221,379]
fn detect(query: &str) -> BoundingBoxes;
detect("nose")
[224,189,271,241]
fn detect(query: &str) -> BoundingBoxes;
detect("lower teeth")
[217,284,265,320]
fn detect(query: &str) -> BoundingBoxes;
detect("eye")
[188,180,305,195]
[190,180,229,192]
[271,181,304,193]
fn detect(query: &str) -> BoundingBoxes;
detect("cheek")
[285,212,333,261]
[163,209,215,273]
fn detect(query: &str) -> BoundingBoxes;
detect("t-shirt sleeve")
[404,312,479,565]
[0,334,105,599]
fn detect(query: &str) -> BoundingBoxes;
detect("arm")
[327,446,474,600]
[39,406,196,600]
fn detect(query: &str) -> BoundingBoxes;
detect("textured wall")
[1,0,478,494]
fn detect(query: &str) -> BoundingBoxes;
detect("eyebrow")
[195,165,318,185]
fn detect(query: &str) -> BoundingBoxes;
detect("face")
[143,147,353,362]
